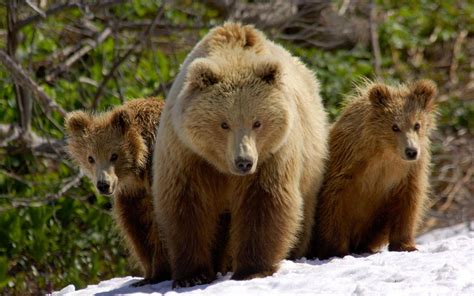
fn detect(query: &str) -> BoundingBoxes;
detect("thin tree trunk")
[7,0,33,141]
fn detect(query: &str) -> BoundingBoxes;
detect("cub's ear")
[411,79,437,110]
[368,84,392,107]
[65,111,91,135]
[111,109,131,134]
[187,58,221,90]
[255,60,281,84]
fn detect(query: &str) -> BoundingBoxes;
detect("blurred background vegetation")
[0,0,472,294]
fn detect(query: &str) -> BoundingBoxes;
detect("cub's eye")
[221,122,229,130]
[414,123,421,131]
[392,124,401,132]
[110,153,118,162]
[253,121,261,129]
[88,156,95,164]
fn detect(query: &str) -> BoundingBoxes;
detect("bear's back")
[123,98,164,150]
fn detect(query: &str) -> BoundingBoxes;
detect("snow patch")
[53,224,474,295]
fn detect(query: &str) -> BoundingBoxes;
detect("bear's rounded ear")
[65,111,91,135]
[242,25,259,48]
[255,60,281,84]
[111,109,131,134]
[187,58,221,90]
[368,84,392,107]
[411,79,437,110]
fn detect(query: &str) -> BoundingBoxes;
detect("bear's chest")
[359,155,409,200]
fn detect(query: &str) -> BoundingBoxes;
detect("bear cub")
[310,80,437,259]
[65,98,170,286]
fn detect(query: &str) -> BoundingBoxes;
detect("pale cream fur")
[152,23,328,287]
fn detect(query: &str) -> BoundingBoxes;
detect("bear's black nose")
[405,148,418,160]
[97,181,111,194]
[235,157,253,173]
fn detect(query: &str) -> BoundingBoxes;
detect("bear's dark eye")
[414,123,421,131]
[110,153,118,162]
[88,156,95,164]
[221,122,229,130]
[392,124,401,132]
[253,121,261,129]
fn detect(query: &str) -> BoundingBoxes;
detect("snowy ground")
[54,223,474,296]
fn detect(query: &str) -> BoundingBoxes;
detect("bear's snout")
[234,157,254,174]
[97,180,112,195]
[404,147,418,160]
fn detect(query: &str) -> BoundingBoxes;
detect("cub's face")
[368,80,437,162]
[65,110,146,195]
[175,57,293,176]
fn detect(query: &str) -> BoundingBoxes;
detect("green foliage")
[0,0,471,294]
[438,97,474,132]
[0,193,129,292]
[290,45,374,119]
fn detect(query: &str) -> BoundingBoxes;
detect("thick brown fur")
[152,22,328,288]
[65,98,170,285]
[309,80,437,259]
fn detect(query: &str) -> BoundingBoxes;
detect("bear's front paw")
[231,266,276,281]
[317,248,349,260]
[172,272,216,289]
[388,243,418,252]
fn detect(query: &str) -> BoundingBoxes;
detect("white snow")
[53,223,474,296]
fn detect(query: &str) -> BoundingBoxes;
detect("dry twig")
[0,50,67,116]
[369,1,382,76]
[92,5,166,109]
[25,0,46,18]
[46,27,112,82]
[449,30,468,86]
[13,0,127,31]
[0,171,84,213]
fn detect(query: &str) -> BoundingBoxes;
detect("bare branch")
[0,171,84,213]
[449,30,468,86]
[92,5,166,109]
[423,128,474,230]
[339,0,352,15]
[0,169,35,187]
[369,1,382,76]
[13,0,127,31]
[0,50,67,117]
[25,0,47,18]
[7,0,33,137]
[46,27,112,82]
[0,124,20,146]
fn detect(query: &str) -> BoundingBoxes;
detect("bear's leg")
[316,231,350,260]
[288,191,317,259]
[150,220,172,281]
[131,224,172,287]
[388,180,424,252]
[212,211,231,274]
[113,192,165,283]
[355,208,390,254]
[310,194,351,260]
[230,177,302,280]
[156,177,220,288]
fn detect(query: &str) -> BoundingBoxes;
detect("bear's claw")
[172,273,215,289]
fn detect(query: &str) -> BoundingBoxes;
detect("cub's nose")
[405,148,418,160]
[235,157,253,174]
[97,181,111,194]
